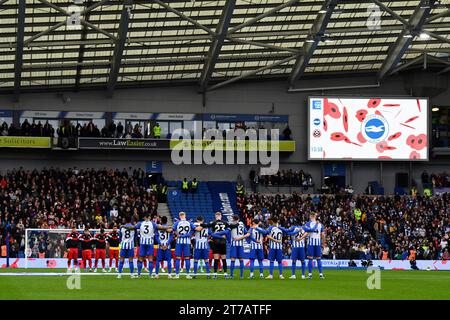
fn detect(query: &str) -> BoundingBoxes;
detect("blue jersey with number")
[230,221,247,247]
[119,223,135,249]
[194,223,212,249]
[267,226,283,249]
[248,227,267,250]
[136,220,158,245]
[305,221,324,246]
[288,226,306,248]
[157,225,173,248]
[173,220,195,244]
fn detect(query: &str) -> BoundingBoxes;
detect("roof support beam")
[421,30,450,45]
[152,0,215,35]
[25,0,114,46]
[13,0,26,102]
[199,0,236,92]
[107,0,133,97]
[288,0,337,88]
[227,38,301,54]
[208,55,297,91]
[426,8,450,23]
[377,0,436,81]
[75,0,94,91]
[389,53,425,75]
[228,0,299,35]
[371,0,409,26]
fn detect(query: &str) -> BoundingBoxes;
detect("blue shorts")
[175,243,191,257]
[139,244,154,257]
[249,248,264,260]
[291,247,306,261]
[230,246,244,259]
[307,245,322,258]
[157,248,172,261]
[120,248,134,259]
[268,249,283,262]
[193,248,209,260]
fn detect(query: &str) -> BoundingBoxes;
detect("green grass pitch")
[0,269,449,300]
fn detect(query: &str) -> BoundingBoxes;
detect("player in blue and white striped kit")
[265,216,290,280]
[246,218,268,279]
[212,215,248,279]
[192,216,212,279]
[135,214,162,278]
[305,212,325,279]
[172,212,197,279]
[117,216,136,279]
[286,225,309,279]
[155,216,173,279]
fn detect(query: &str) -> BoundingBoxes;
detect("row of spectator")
[237,192,449,260]
[1,120,293,140]
[421,170,450,188]
[0,167,158,255]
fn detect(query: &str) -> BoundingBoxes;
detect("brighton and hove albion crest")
[361,114,388,143]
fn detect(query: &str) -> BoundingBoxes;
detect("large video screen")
[308,97,428,161]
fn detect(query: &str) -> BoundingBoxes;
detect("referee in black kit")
[203,212,233,279]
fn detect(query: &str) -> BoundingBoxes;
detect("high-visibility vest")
[182,181,189,190]
[354,208,362,220]
[382,251,388,260]
[153,125,161,137]
[236,185,244,195]
[408,250,416,260]
[162,185,168,194]
[191,181,198,189]
[424,188,432,196]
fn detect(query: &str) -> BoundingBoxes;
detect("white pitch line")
[0,272,220,277]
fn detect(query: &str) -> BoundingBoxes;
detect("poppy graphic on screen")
[361,114,389,143]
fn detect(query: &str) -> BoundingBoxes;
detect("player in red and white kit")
[107,226,120,272]
[94,228,107,272]
[65,227,80,273]
[79,228,94,272]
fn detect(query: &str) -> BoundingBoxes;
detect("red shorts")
[82,250,92,260]
[68,248,78,260]
[109,249,119,260]
[95,249,106,260]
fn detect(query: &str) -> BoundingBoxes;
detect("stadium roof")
[2,0,450,99]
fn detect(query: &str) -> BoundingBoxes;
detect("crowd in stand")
[1,120,55,137]
[2,119,294,141]
[237,193,450,261]
[55,121,144,138]
[0,167,157,258]
[422,170,450,188]
[0,120,145,139]
[249,168,314,188]
[2,166,449,262]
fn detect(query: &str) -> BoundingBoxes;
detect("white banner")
[1,258,449,270]
[20,110,62,118]
[113,112,152,120]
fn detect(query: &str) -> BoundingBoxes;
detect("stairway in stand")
[157,202,173,225]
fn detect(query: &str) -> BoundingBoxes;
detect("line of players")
[65,226,121,273]
[113,211,325,280]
